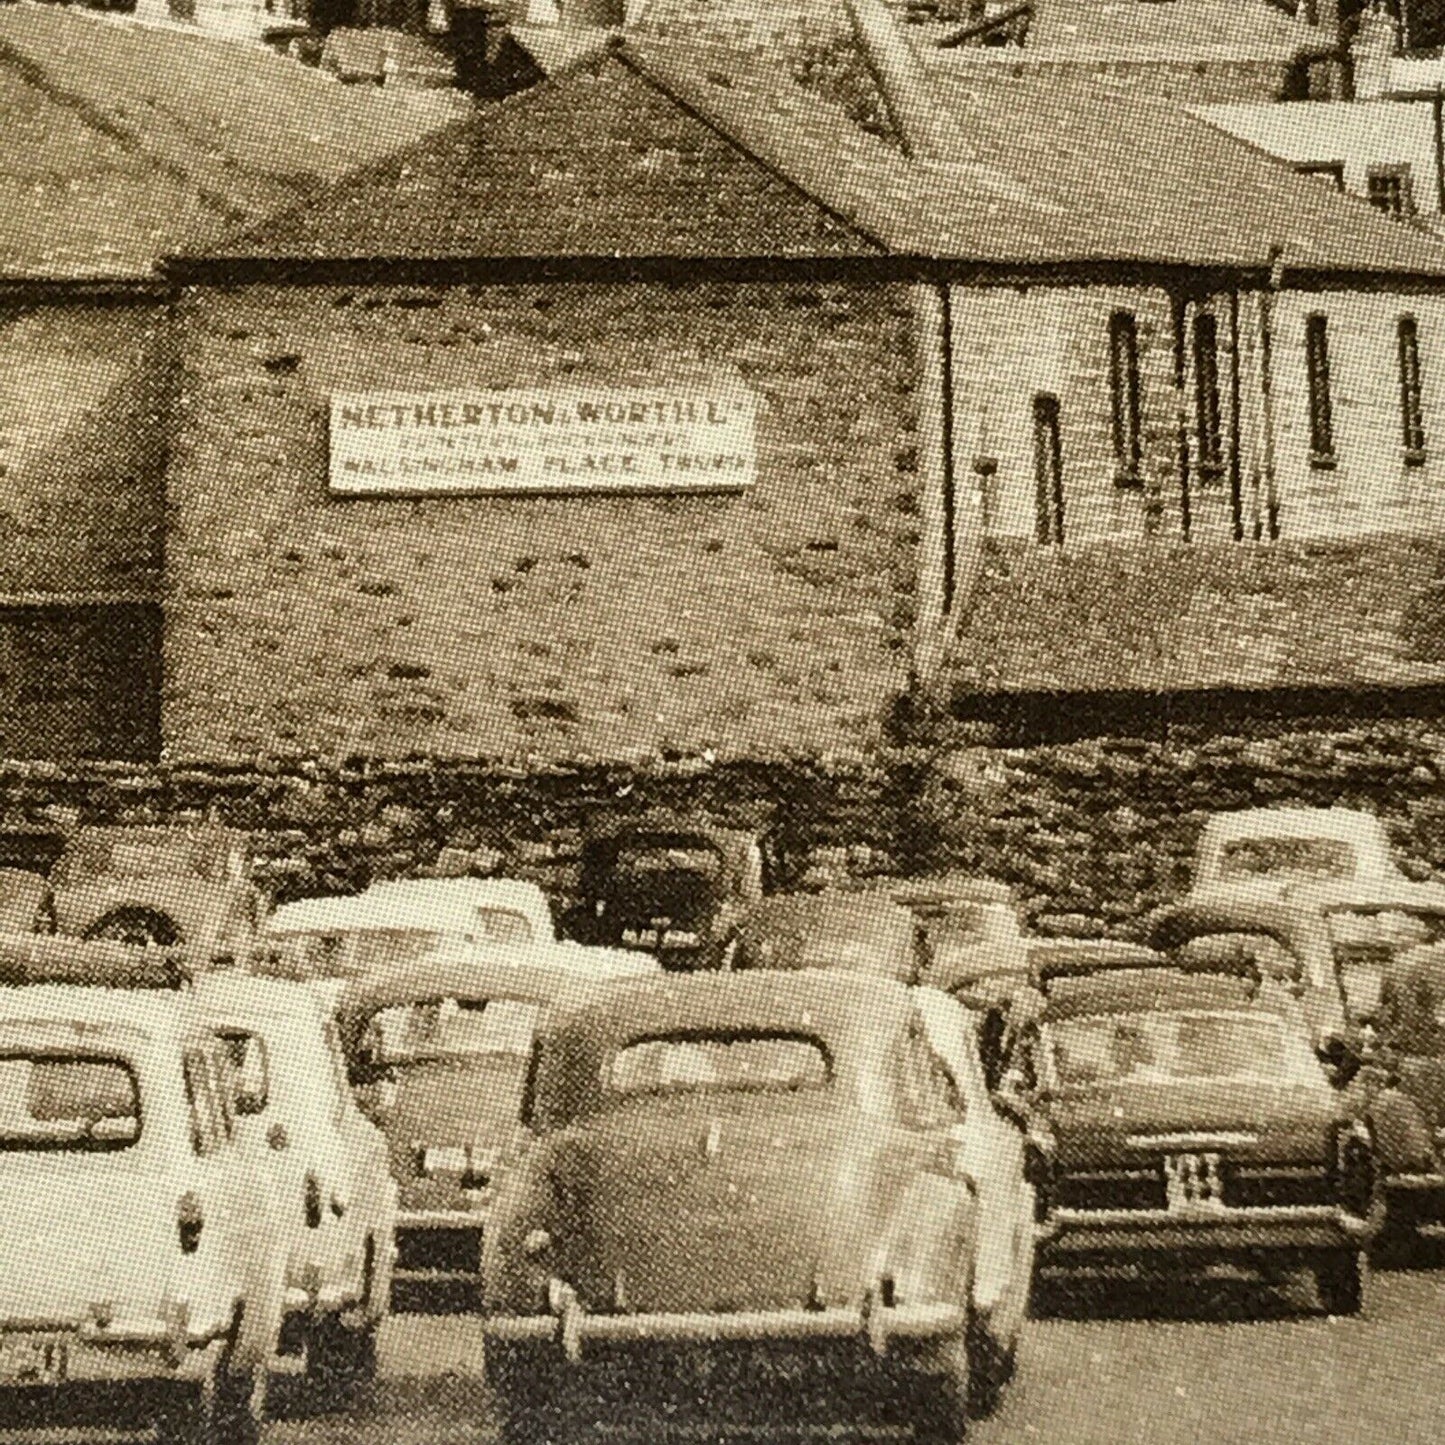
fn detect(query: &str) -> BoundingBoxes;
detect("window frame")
[1192,310,1225,483]
[1108,310,1143,490]
[1398,314,1427,466]
[1366,164,1416,220]
[1294,160,1346,192]
[1032,392,1065,545]
[1304,312,1336,470]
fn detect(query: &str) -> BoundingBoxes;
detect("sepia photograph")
[3,0,1445,1438]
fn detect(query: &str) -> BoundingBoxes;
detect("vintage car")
[482,970,985,1442]
[0,938,284,1443]
[1149,890,1445,1246]
[193,972,396,1402]
[564,813,764,970]
[999,962,1379,1315]
[731,891,928,982]
[254,877,555,981]
[49,825,265,960]
[335,946,656,1308]
[1190,807,1410,903]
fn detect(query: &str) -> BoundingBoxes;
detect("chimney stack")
[843,0,975,161]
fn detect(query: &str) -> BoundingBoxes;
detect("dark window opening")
[1367,166,1416,219]
[1295,161,1346,191]
[1399,315,1427,464]
[1305,313,1335,469]
[1193,312,1225,483]
[1108,311,1142,489]
[1033,394,1064,546]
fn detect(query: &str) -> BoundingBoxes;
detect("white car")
[912,984,1038,1416]
[1191,807,1408,903]
[0,948,284,1445]
[194,972,396,1400]
[255,877,555,980]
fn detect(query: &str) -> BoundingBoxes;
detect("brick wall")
[166,280,921,763]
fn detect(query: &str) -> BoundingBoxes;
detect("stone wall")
[6,723,1445,935]
[167,280,921,763]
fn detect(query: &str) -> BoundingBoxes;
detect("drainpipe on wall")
[911,281,958,682]
[1227,288,1244,543]
[1172,291,1193,540]
[1434,85,1444,217]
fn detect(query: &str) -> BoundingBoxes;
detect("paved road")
[267,1265,1445,1445]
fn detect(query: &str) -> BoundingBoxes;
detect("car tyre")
[966,1311,1014,1418]
[305,1317,378,1408]
[156,1362,261,1445]
[1314,1249,1366,1317]
[909,1331,970,1445]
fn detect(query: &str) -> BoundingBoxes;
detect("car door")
[874,1018,977,1310]
[179,1042,281,1370]
[917,990,1033,1334]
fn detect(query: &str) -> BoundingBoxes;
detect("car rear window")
[1047,1011,1319,1088]
[603,1032,830,1098]
[1218,836,1354,881]
[255,927,451,980]
[0,1054,140,1151]
[364,998,542,1066]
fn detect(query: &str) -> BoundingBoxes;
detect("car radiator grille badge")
[1162,1152,1226,1212]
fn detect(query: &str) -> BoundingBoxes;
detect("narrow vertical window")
[1108,311,1142,488]
[1399,315,1427,464]
[1367,167,1416,220]
[1305,312,1335,468]
[1193,311,1224,482]
[1033,393,1064,545]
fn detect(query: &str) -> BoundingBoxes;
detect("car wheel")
[909,1331,970,1445]
[305,1317,377,1408]
[966,1311,1014,1418]
[489,1344,573,1444]
[156,1362,261,1445]
[1314,1249,1367,1317]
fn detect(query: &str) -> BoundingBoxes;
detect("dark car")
[481,970,981,1442]
[336,949,653,1307]
[1151,890,1445,1248]
[565,813,764,970]
[49,824,266,960]
[731,891,928,982]
[1000,963,1379,1315]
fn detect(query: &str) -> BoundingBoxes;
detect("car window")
[182,1048,230,1155]
[604,1032,829,1098]
[1327,909,1445,1021]
[1046,1010,1320,1088]
[215,1029,269,1113]
[363,997,541,1067]
[475,909,533,946]
[255,927,453,980]
[0,1053,140,1151]
[1218,836,1354,881]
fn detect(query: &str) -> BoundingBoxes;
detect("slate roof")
[194,35,1445,282]
[0,4,465,279]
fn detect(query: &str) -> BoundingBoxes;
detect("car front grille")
[1053,1163,1332,1213]
[1054,1171,1165,1212]
[1224,1168,1333,1209]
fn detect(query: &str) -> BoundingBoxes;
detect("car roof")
[266,892,429,933]
[547,966,914,1056]
[0,933,200,990]
[0,980,189,1041]
[1028,938,1165,986]
[734,892,918,977]
[361,876,549,911]
[869,873,1016,911]
[1200,808,1385,844]
[1146,896,1324,955]
[1285,879,1445,915]
[191,969,329,1020]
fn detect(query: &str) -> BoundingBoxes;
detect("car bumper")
[0,1315,228,1391]
[1037,1202,1382,1257]
[483,1281,965,1363]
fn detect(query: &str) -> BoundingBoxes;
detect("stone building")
[144,6,1445,768]
[0,4,462,760]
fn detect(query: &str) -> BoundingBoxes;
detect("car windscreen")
[1326,909,1445,1020]
[254,927,452,980]
[0,1053,140,1150]
[362,997,542,1067]
[603,1032,830,1098]
[1217,836,1354,882]
[1046,1010,1319,1089]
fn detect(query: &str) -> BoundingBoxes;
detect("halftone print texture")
[6,0,1445,1439]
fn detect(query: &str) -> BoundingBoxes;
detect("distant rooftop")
[0,3,465,279]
